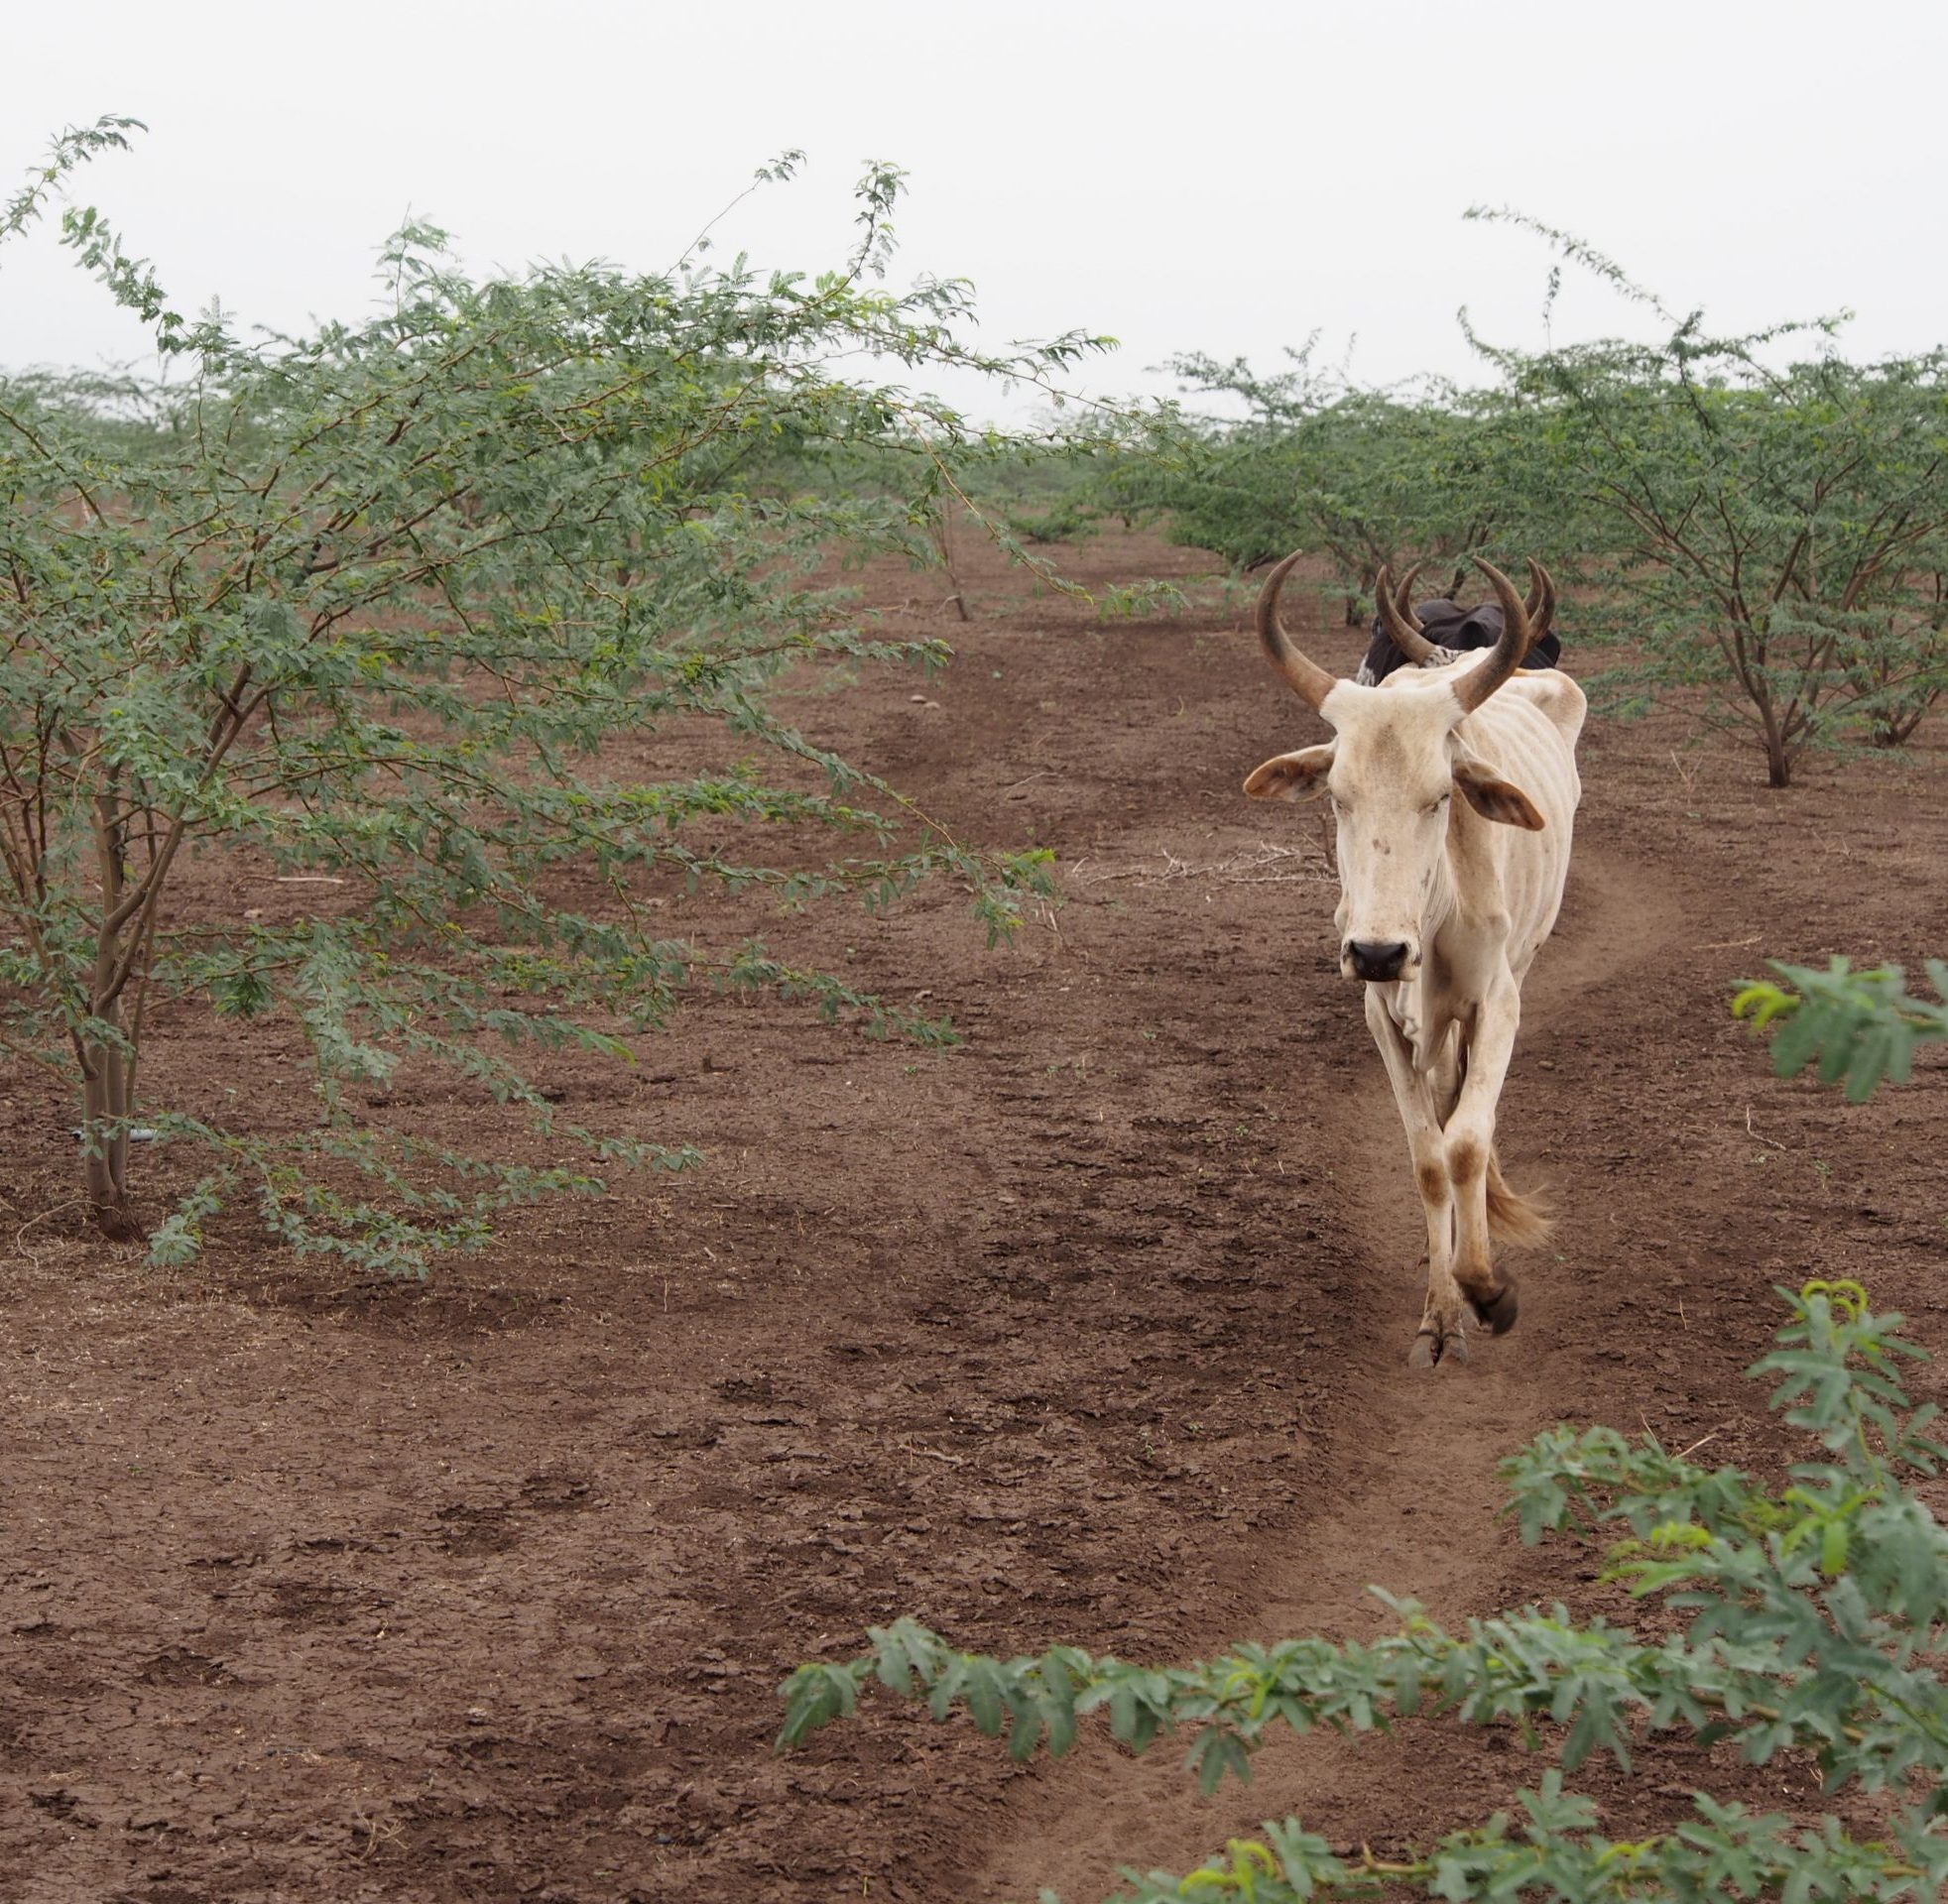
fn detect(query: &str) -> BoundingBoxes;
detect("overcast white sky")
[4,0,1942,416]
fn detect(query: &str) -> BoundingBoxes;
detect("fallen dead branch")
[1071,840,1328,890]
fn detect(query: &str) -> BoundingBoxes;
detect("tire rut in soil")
[964,846,1692,1903]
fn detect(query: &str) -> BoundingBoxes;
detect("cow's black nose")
[1347,939,1410,982]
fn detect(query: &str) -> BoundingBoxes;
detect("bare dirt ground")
[3,528,1944,1903]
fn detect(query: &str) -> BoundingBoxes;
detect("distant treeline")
[1060,235,1948,788]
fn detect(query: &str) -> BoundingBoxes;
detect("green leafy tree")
[1132,222,1948,783]
[1467,212,1948,786]
[1112,350,1537,623]
[782,1281,1948,1900]
[0,119,1117,1263]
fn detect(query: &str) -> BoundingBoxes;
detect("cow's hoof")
[1472,1278,1520,1336]
[1408,1326,1469,1369]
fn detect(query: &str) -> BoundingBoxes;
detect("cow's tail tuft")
[1486,1148,1553,1248]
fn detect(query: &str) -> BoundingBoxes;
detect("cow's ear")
[1452,756,1545,830]
[1244,744,1335,802]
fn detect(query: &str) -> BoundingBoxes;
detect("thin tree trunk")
[1751,691,1792,788]
[79,1015,141,1242]
[81,783,144,1242]
[1732,630,1793,788]
[929,512,970,622]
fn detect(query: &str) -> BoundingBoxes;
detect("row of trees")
[1097,219,1948,788]
[6,124,1943,1255]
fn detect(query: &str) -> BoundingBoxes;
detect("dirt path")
[2,531,1942,1902]
[965,849,1694,1902]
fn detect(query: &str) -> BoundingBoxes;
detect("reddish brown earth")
[3,529,1944,1903]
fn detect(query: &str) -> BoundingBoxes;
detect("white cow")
[1244,554,1586,1367]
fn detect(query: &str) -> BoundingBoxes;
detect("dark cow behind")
[1356,596,1564,687]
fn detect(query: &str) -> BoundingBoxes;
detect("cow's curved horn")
[1375,561,1441,663]
[1256,550,1337,710]
[1455,557,1536,713]
[1521,558,1556,660]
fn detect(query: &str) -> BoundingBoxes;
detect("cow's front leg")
[1444,970,1523,1333]
[1364,992,1468,1367]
